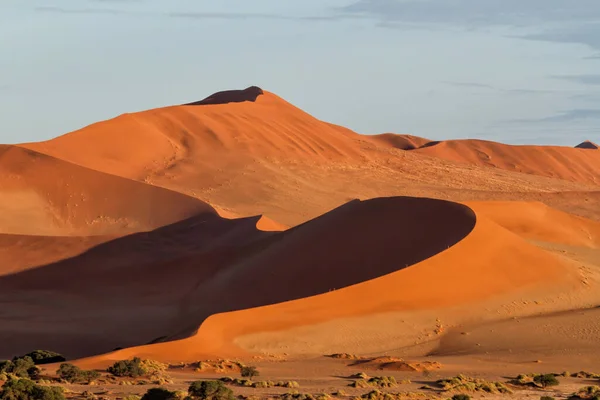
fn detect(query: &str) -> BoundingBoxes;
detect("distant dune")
[411,139,600,184]
[2,87,600,365]
[368,133,432,150]
[19,88,600,226]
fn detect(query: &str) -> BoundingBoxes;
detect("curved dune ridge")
[0,145,213,236]
[368,133,432,150]
[0,197,475,360]
[73,198,587,365]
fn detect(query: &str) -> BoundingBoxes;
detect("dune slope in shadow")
[0,197,475,360]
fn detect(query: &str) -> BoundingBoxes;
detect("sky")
[0,0,599,145]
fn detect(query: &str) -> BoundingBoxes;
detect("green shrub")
[17,351,66,365]
[0,378,65,400]
[240,366,259,379]
[57,363,100,383]
[0,357,38,379]
[141,388,179,400]
[534,374,559,388]
[452,395,471,400]
[189,380,235,400]
[108,357,146,378]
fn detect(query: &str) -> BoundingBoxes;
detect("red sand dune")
[412,139,600,184]
[0,197,475,359]
[0,145,211,236]
[1,87,600,365]
[70,197,586,364]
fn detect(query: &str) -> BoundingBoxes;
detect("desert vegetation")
[57,363,100,384]
[436,375,512,394]
[0,378,65,400]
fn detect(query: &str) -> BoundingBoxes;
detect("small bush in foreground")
[0,378,65,400]
[57,363,100,383]
[571,386,600,400]
[189,380,235,400]
[534,374,560,388]
[108,357,145,378]
[0,357,39,380]
[240,366,259,379]
[141,388,178,400]
[452,395,471,400]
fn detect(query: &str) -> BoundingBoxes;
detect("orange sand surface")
[1,87,599,370]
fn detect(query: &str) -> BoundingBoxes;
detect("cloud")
[442,81,496,89]
[512,109,600,123]
[552,75,600,85]
[442,81,562,95]
[341,0,600,49]
[35,6,133,15]
[36,5,335,22]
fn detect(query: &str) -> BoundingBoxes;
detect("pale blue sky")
[1,0,599,145]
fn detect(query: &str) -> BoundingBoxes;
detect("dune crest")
[185,86,264,106]
[575,140,599,149]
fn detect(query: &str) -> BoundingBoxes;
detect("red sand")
[1,87,599,366]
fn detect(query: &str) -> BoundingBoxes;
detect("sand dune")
[2,87,600,369]
[412,139,600,185]
[0,197,476,360]
[19,89,600,226]
[0,145,212,236]
[58,198,595,365]
[367,133,431,150]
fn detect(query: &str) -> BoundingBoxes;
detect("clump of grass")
[281,393,316,400]
[540,396,555,400]
[331,389,347,397]
[368,376,398,388]
[276,381,300,388]
[570,386,600,400]
[572,372,600,379]
[350,376,397,389]
[351,372,369,380]
[251,380,275,388]
[350,379,371,388]
[437,375,512,394]
[452,395,471,400]
[232,378,253,387]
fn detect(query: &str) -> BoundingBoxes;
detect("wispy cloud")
[552,74,600,85]
[442,81,562,95]
[512,109,600,123]
[341,0,600,50]
[442,81,496,89]
[35,6,134,16]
